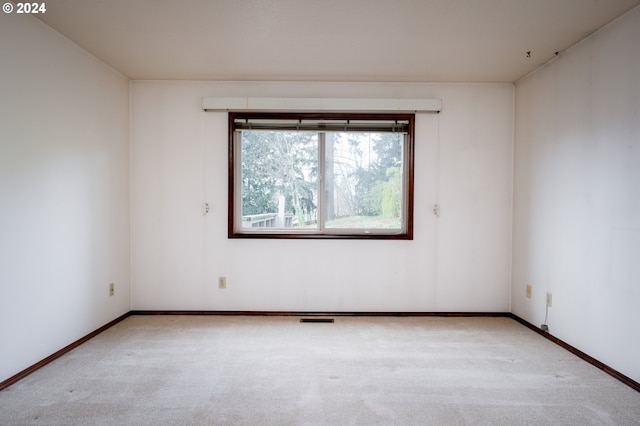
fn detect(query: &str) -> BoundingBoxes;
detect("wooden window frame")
[228,112,415,240]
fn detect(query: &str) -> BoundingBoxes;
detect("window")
[229,112,414,239]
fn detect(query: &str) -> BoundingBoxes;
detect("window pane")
[230,112,414,239]
[240,130,318,229]
[324,132,404,230]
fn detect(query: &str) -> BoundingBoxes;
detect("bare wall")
[512,7,640,382]
[130,81,513,312]
[0,13,131,382]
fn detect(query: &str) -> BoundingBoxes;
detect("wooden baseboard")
[2,310,637,394]
[0,312,131,391]
[129,310,512,317]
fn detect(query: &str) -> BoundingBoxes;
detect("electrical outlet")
[526,285,532,299]
[109,283,115,297]
[218,276,227,289]
[546,292,552,307]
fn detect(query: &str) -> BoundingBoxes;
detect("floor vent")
[300,318,334,323]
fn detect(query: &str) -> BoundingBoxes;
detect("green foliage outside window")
[241,131,402,227]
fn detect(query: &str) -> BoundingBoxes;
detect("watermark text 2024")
[3,3,47,14]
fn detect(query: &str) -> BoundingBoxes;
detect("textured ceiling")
[36,0,640,82]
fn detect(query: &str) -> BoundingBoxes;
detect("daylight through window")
[229,112,414,239]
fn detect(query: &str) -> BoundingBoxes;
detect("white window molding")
[202,97,442,113]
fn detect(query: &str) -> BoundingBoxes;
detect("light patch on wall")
[459,149,488,189]
[611,228,640,297]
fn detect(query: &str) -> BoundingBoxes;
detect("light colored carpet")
[1,316,638,425]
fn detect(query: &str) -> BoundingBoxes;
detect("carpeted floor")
[1,315,639,425]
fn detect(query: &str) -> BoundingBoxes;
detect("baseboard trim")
[508,313,639,392]
[2,310,637,394]
[130,310,512,317]
[0,312,131,391]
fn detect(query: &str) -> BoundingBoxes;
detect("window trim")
[228,112,415,240]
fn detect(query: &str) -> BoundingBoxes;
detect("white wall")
[131,81,513,312]
[0,14,130,382]
[513,7,640,382]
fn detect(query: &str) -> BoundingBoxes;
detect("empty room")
[1,0,639,424]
